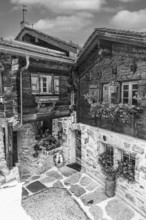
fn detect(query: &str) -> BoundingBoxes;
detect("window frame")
[122,81,138,105]
[102,82,120,104]
[31,74,60,95]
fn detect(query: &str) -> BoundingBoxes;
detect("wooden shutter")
[71,91,75,105]
[103,84,109,103]
[138,80,146,107]
[31,74,39,94]
[47,75,52,93]
[54,76,59,94]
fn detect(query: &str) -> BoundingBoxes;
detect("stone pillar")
[17,123,38,176]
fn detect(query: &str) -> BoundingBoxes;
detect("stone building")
[0,27,146,218]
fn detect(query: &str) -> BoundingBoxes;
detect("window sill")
[35,95,59,104]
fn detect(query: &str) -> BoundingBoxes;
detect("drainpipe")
[20,55,30,127]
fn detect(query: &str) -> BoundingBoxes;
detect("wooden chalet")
[0,28,78,173]
[0,26,146,218]
[15,26,79,59]
[73,28,146,217]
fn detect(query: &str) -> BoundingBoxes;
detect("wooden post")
[5,122,13,169]
[4,121,10,168]
[8,123,13,169]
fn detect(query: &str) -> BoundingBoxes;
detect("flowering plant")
[98,152,135,182]
[98,152,118,180]
[84,92,142,124]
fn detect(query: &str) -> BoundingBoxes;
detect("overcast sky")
[0,0,146,46]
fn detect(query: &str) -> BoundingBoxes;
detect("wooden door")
[13,131,18,166]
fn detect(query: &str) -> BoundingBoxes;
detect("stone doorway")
[67,129,81,171]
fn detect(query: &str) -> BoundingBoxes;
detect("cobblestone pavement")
[22,166,145,220]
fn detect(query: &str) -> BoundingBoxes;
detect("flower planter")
[53,151,64,168]
[105,175,116,197]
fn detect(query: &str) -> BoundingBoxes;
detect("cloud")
[101,6,124,13]
[11,0,104,13]
[117,0,136,2]
[34,12,93,32]
[110,9,146,31]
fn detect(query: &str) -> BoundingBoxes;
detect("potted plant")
[98,152,119,197]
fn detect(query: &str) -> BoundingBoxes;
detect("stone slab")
[64,173,82,186]
[29,175,40,181]
[105,199,134,220]
[53,181,64,188]
[40,176,56,184]
[26,181,47,193]
[86,182,100,191]
[89,205,103,220]
[69,184,86,197]
[59,166,77,177]
[81,187,108,206]
[46,171,63,180]
[80,176,93,187]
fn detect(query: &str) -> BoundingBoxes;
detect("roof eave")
[75,30,146,68]
[0,43,75,65]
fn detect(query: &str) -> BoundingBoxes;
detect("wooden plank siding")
[76,41,146,140]
[0,52,73,123]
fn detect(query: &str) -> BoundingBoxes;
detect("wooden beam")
[4,121,10,169]
[23,110,70,122]
[8,123,13,169]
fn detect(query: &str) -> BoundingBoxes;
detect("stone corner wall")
[17,123,54,177]
[65,122,146,218]
[52,113,77,165]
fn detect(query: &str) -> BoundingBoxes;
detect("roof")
[76,28,146,66]
[0,38,75,64]
[15,27,79,54]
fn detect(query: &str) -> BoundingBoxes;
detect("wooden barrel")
[105,176,116,197]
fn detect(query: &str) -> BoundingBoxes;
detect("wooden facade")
[75,28,146,140]
[0,29,77,168]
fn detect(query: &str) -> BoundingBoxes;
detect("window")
[31,74,59,95]
[119,150,135,182]
[89,85,99,102]
[98,144,114,170]
[102,81,138,106]
[40,75,52,94]
[123,152,135,166]
[122,82,138,105]
[103,83,120,104]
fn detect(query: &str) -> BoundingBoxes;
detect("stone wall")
[17,123,55,177]
[52,112,77,164]
[0,126,20,185]
[52,116,146,217]
[71,122,146,218]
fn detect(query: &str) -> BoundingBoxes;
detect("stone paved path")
[22,166,145,220]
